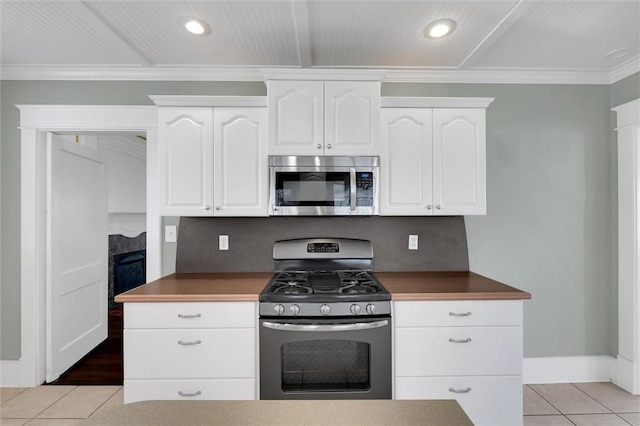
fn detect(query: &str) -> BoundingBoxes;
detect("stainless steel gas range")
[259,238,392,400]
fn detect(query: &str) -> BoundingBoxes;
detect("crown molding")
[381,97,495,108]
[2,64,637,85]
[609,57,640,84]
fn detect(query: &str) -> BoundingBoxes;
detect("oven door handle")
[262,320,389,332]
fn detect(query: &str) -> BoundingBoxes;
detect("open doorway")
[17,104,159,388]
[47,133,147,385]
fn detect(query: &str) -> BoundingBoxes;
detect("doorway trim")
[17,104,158,386]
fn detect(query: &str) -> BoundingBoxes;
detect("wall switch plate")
[219,235,229,251]
[408,234,418,250]
[164,225,177,243]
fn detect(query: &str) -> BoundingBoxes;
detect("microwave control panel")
[356,172,374,206]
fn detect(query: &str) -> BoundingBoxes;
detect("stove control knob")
[290,304,300,315]
[320,304,331,316]
[350,304,361,315]
[366,303,376,315]
[274,304,285,315]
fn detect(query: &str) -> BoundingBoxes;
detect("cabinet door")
[268,80,324,155]
[396,376,522,426]
[380,108,433,215]
[213,108,268,216]
[325,81,380,155]
[432,108,486,215]
[158,108,214,216]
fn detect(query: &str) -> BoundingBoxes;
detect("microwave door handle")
[350,168,357,212]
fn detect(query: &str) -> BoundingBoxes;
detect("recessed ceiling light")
[179,17,211,36]
[606,48,630,61]
[424,19,456,39]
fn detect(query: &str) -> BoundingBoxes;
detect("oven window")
[280,340,370,392]
[275,172,350,206]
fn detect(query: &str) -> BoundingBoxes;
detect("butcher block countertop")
[115,271,530,303]
[81,399,472,425]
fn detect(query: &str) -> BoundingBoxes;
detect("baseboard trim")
[524,355,616,384]
[0,360,23,387]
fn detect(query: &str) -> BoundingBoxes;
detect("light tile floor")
[0,382,638,425]
[525,383,640,426]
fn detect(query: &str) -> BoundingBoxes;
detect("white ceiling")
[1,0,639,84]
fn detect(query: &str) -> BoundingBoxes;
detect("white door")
[158,107,214,216]
[325,81,381,155]
[267,80,324,155]
[432,108,486,215]
[46,133,108,382]
[213,108,268,216]
[380,108,433,215]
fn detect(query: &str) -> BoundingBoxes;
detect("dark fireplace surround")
[109,233,146,307]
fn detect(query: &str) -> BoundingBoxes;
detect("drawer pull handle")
[178,313,202,319]
[178,391,202,397]
[448,338,472,343]
[449,312,471,317]
[449,387,471,394]
[177,340,202,346]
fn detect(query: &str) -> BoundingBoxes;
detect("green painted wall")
[1,75,637,361]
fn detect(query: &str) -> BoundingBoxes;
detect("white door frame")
[17,105,158,386]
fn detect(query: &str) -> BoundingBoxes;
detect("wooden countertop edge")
[114,294,259,303]
[391,292,531,301]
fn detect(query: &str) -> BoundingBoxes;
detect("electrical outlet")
[408,234,418,250]
[219,235,229,251]
[164,225,177,243]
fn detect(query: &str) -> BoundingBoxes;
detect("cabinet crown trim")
[381,97,495,108]
[262,68,387,82]
[149,95,267,107]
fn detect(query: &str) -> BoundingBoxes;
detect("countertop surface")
[81,399,473,425]
[115,271,531,303]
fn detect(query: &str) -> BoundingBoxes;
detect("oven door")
[259,317,391,400]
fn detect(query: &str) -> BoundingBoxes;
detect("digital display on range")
[307,243,340,253]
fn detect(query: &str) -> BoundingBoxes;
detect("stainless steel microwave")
[268,155,379,216]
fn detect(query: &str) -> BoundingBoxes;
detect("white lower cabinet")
[122,302,257,403]
[394,300,524,426]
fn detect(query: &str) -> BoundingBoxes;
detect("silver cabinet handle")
[449,387,471,394]
[177,313,201,319]
[449,338,472,343]
[204,205,210,210]
[215,206,221,210]
[449,312,471,317]
[316,144,322,149]
[326,144,332,149]
[426,205,432,210]
[436,204,442,209]
[262,320,388,332]
[177,340,202,345]
[178,391,202,397]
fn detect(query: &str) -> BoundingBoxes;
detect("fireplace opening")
[114,249,146,295]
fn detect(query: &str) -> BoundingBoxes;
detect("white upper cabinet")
[154,96,269,217]
[380,108,433,215]
[380,100,490,216]
[433,108,486,215]
[268,80,380,155]
[213,108,268,216]
[158,107,214,216]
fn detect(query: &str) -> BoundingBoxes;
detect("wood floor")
[48,306,123,386]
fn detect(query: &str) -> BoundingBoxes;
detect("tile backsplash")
[176,216,468,273]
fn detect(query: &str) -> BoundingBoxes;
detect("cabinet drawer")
[124,302,256,329]
[124,379,256,403]
[395,326,522,376]
[396,375,522,426]
[124,329,255,379]
[394,300,522,327]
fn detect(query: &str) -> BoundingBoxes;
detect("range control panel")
[307,242,340,253]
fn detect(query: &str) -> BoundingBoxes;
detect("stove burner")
[267,269,384,296]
